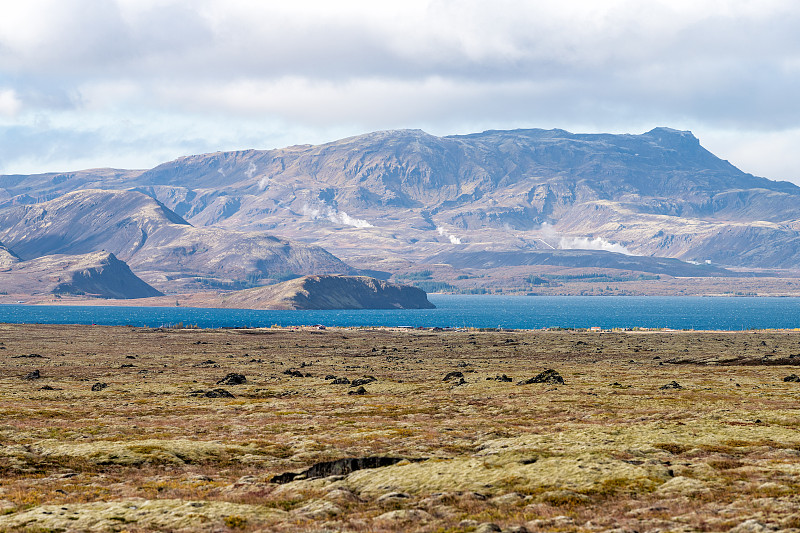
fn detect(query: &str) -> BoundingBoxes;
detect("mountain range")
[1,126,799,300]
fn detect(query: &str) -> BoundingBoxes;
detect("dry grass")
[1,324,800,532]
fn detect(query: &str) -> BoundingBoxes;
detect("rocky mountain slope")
[2,128,798,271]
[0,189,355,293]
[0,251,163,299]
[217,275,435,310]
[425,249,736,277]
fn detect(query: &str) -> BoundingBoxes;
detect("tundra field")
[2,324,800,532]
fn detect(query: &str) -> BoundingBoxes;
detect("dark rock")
[493,374,513,382]
[518,369,565,385]
[783,374,800,382]
[324,374,336,380]
[271,456,416,484]
[348,386,367,395]
[660,381,683,389]
[442,371,464,382]
[23,370,41,380]
[282,369,304,378]
[189,388,235,398]
[120,364,135,368]
[91,382,107,391]
[351,376,376,387]
[332,377,350,384]
[126,355,136,359]
[376,491,410,504]
[205,388,235,398]
[456,362,469,367]
[39,385,58,391]
[12,353,43,358]
[217,373,247,385]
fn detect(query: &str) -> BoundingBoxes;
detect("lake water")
[2,295,800,330]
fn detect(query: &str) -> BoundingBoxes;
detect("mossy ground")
[1,324,800,532]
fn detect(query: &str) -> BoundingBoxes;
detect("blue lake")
[2,295,800,330]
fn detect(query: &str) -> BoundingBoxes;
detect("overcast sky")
[1,0,799,184]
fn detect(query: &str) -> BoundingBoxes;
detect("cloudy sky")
[1,0,799,183]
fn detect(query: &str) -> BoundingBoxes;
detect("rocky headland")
[217,275,435,310]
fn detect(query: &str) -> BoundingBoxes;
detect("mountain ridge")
[2,127,800,272]
[0,189,356,293]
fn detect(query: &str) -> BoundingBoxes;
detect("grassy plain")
[1,324,800,532]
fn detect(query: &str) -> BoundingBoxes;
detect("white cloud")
[437,226,462,245]
[1,0,800,178]
[559,236,631,255]
[302,203,373,229]
[0,90,21,117]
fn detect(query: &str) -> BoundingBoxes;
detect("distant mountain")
[2,127,800,270]
[0,251,163,299]
[0,189,355,293]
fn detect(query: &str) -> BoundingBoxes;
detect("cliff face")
[220,275,435,310]
[0,252,163,299]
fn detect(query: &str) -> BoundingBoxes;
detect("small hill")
[219,275,436,310]
[0,252,163,299]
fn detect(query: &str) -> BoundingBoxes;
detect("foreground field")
[1,324,800,532]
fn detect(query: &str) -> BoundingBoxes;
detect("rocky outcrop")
[0,251,163,299]
[220,275,435,310]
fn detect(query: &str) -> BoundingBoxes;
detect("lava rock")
[205,388,235,398]
[332,377,350,384]
[518,369,564,385]
[351,376,376,387]
[660,381,683,389]
[217,373,247,385]
[271,456,414,484]
[348,386,367,395]
[91,382,108,391]
[282,369,304,378]
[23,369,41,380]
[442,371,464,382]
[783,374,800,382]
